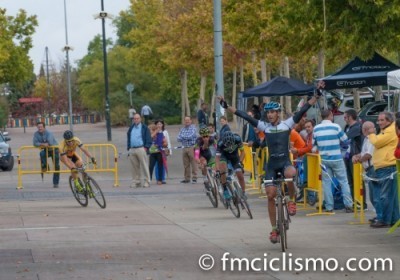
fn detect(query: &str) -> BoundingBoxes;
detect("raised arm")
[218,96,259,127]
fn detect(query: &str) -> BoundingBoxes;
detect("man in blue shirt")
[33,122,60,188]
[177,116,198,183]
[127,113,152,188]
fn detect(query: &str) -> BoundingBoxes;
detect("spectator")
[208,123,217,139]
[292,119,314,158]
[177,116,198,183]
[242,111,257,146]
[219,116,231,139]
[127,113,152,188]
[141,104,153,125]
[197,102,209,126]
[289,129,305,160]
[242,111,257,182]
[313,109,353,213]
[251,104,261,120]
[343,109,365,209]
[352,121,376,222]
[32,122,60,188]
[155,120,171,184]
[128,106,136,122]
[149,121,167,185]
[394,118,400,159]
[368,112,399,228]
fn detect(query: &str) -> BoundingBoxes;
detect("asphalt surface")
[0,122,399,280]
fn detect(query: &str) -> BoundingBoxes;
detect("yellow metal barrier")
[242,144,257,193]
[350,163,367,224]
[301,154,333,216]
[17,144,119,189]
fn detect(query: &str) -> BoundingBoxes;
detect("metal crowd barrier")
[16,144,119,189]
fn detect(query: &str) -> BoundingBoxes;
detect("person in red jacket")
[395,118,400,159]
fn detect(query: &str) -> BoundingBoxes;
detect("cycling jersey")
[195,136,216,163]
[59,137,83,158]
[216,133,244,169]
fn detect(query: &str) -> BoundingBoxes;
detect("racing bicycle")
[69,163,106,209]
[263,173,292,251]
[225,169,253,219]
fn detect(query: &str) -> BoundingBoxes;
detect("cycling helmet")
[199,126,210,137]
[222,131,235,147]
[63,130,74,140]
[264,101,281,111]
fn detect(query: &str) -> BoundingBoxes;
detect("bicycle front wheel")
[227,183,240,218]
[206,169,218,208]
[86,175,106,209]
[234,181,253,219]
[69,176,88,207]
[277,196,287,252]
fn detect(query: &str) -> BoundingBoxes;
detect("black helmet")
[63,130,74,140]
[199,126,210,136]
[222,131,235,147]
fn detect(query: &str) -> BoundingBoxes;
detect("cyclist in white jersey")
[218,86,321,244]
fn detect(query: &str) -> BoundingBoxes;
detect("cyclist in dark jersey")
[195,127,216,191]
[218,91,320,244]
[215,131,246,200]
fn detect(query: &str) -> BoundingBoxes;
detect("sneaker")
[370,221,391,228]
[345,206,354,213]
[287,201,297,216]
[324,209,334,213]
[53,184,59,188]
[369,217,377,223]
[180,180,190,183]
[269,230,279,244]
[74,180,83,193]
[223,190,232,200]
[130,183,141,188]
[192,179,197,184]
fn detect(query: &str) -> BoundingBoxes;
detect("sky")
[0,0,131,73]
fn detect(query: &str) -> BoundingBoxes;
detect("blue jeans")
[365,167,376,210]
[40,148,60,185]
[373,166,399,225]
[321,160,353,210]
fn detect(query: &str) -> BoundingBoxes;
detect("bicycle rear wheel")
[69,176,88,207]
[277,196,287,252]
[227,183,240,218]
[234,181,253,219]
[86,175,106,209]
[206,169,218,208]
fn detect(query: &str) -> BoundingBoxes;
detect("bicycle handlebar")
[263,177,293,184]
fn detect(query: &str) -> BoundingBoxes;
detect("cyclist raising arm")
[59,130,96,190]
[215,131,246,200]
[218,86,320,244]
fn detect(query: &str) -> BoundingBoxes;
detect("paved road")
[0,123,399,280]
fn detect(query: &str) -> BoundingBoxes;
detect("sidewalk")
[0,123,398,279]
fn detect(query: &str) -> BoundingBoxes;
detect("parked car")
[0,131,14,171]
[358,101,388,132]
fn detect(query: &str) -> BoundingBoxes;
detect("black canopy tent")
[242,76,315,97]
[321,52,400,90]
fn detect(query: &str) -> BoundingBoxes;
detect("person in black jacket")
[344,109,366,209]
[127,113,152,188]
[197,103,209,127]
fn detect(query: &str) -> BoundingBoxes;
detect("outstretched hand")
[217,96,229,109]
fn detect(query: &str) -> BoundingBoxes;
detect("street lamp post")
[98,0,112,141]
[63,0,73,132]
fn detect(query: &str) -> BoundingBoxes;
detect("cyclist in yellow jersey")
[60,130,96,190]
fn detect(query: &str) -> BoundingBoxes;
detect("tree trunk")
[261,56,270,103]
[251,51,259,105]
[199,72,207,110]
[180,69,185,123]
[353,90,361,112]
[232,66,237,129]
[283,56,292,115]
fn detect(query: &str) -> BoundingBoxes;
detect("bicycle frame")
[263,175,293,251]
